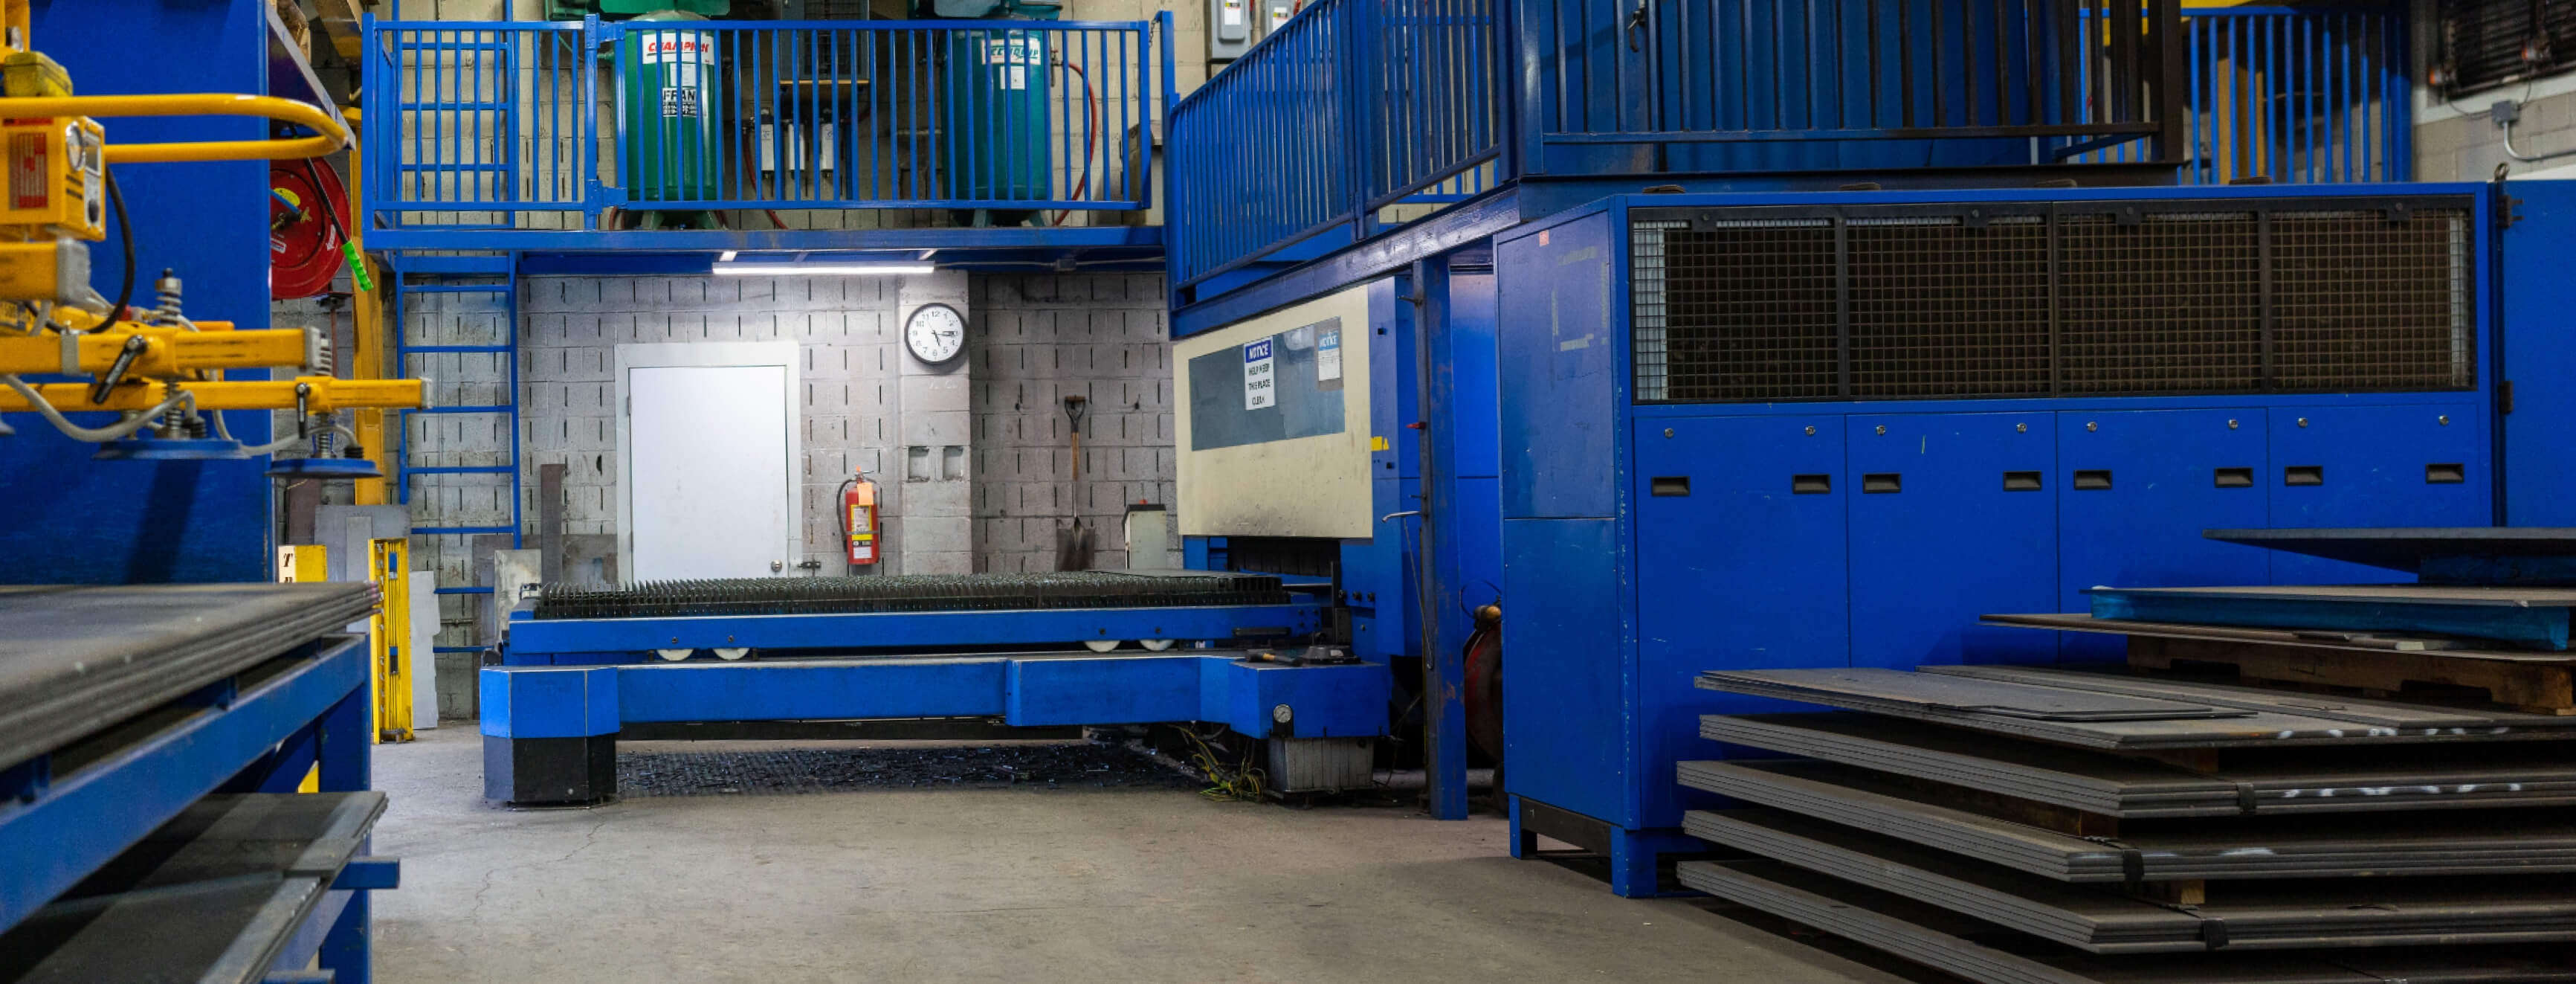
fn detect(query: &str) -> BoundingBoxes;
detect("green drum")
[619,11,723,202]
[946,28,1051,205]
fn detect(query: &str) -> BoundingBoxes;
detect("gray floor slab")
[369,727,1913,984]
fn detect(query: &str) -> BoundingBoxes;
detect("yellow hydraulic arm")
[0,377,425,414]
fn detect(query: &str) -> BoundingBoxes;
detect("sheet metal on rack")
[1925,660,2576,724]
[0,792,386,983]
[1676,759,2576,882]
[2085,584,2576,650]
[1697,669,2576,749]
[2201,527,2576,576]
[1685,808,2576,953]
[1982,614,2576,669]
[0,584,381,768]
[1703,713,2576,817]
[1676,859,2576,984]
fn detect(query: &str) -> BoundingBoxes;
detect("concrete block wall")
[2415,91,2576,181]
[969,272,1179,573]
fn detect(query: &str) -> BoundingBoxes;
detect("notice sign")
[1316,328,1343,383]
[1243,337,1276,410]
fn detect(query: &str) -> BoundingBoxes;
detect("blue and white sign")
[1316,328,1343,382]
[1242,338,1276,410]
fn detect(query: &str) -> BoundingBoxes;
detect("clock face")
[905,303,966,364]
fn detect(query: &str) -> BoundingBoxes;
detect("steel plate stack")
[1677,665,2576,983]
[0,583,381,769]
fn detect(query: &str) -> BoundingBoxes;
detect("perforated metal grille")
[2058,212,2263,393]
[1848,216,2050,398]
[1630,199,2476,403]
[2273,210,2475,390]
[1644,220,1838,401]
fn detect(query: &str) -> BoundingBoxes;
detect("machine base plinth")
[483,733,616,805]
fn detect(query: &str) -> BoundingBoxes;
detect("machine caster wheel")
[654,648,692,662]
[1082,640,1123,653]
[713,647,752,661]
[1140,639,1175,651]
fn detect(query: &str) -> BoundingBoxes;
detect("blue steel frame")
[0,0,280,583]
[0,636,393,982]
[500,602,1329,664]
[1493,182,2502,897]
[361,13,1176,246]
[484,652,1389,741]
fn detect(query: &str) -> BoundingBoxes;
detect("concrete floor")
[372,727,1913,984]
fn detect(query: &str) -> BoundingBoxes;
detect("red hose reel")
[269,159,349,300]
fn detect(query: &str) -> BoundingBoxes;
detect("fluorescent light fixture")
[711,262,934,276]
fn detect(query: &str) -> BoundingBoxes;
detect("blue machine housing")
[1494,183,2508,896]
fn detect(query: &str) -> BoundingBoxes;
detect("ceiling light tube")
[711,262,934,276]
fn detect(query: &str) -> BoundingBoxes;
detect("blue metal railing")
[1169,0,1504,290]
[2177,6,2410,184]
[1170,0,2195,292]
[362,15,1169,230]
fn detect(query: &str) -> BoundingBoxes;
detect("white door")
[618,344,801,582]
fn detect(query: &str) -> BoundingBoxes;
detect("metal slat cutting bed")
[484,570,1387,806]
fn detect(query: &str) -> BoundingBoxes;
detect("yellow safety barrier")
[1,93,352,163]
[369,537,414,744]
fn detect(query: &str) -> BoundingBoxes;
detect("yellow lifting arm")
[3,94,352,163]
[0,326,314,377]
[0,376,424,414]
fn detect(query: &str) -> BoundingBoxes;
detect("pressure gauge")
[904,303,966,364]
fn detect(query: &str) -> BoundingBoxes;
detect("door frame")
[613,341,804,582]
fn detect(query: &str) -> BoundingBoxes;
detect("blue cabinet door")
[1848,412,2059,669]
[1632,414,1847,828]
[2502,180,2576,526]
[2267,404,2491,584]
[1499,517,1629,825]
[2056,409,2273,660]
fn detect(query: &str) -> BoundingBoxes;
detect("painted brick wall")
[969,272,1178,573]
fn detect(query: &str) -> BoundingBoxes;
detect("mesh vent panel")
[2273,210,2475,390]
[1655,222,1839,400]
[1631,200,2476,403]
[1848,219,2050,398]
[2059,212,2263,393]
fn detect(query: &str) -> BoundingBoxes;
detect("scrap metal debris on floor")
[617,740,1208,797]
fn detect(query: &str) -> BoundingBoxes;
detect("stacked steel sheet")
[0,583,380,769]
[533,570,1293,620]
[1676,666,2576,982]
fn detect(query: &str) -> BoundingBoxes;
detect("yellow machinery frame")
[367,537,415,744]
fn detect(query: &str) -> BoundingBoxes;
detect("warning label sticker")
[1316,328,1343,383]
[1243,337,1276,410]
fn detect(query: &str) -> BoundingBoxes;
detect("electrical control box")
[1258,0,1295,38]
[0,115,105,240]
[1210,0,1253,60]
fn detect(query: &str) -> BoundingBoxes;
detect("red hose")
[1051,57,1100,226]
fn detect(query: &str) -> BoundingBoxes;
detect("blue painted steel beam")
[482,654,1390,739]
[367,225,1162,254]
[503,603,1327,661]
[1172,187,1523,337]
[0,637,369,930]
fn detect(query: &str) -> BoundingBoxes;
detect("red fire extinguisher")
[841,472,879,566]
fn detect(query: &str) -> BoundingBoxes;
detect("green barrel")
[945,28,1051,204]
[619,12,723,202]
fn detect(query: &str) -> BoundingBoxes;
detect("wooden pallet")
[2128,635,2576,716]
